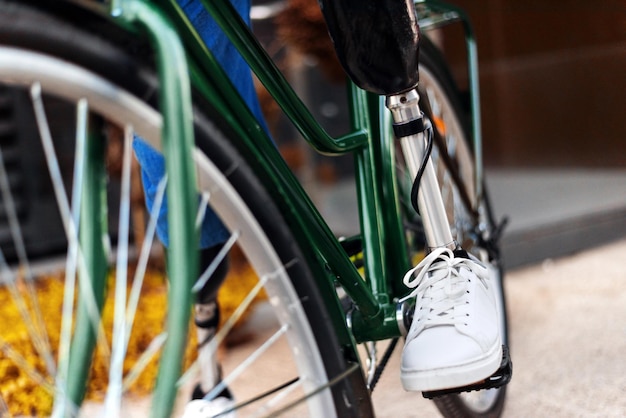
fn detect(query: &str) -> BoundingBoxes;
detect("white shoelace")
[401,248,489,329]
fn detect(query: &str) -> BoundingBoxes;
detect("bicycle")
[0,0,511,417]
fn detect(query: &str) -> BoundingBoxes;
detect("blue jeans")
[133,0,268,248]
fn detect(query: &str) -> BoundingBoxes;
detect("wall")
[440,0,626,167]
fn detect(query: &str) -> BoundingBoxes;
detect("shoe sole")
[401,342,502,392]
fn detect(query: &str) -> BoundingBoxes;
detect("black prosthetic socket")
[191,246,231,401]
[194,244,230,343]
[196,244,230,305]
[317,0,420,95]
[191,378,234,401]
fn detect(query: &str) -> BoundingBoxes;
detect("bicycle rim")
[0,5,366,415]
[396,40,508,417]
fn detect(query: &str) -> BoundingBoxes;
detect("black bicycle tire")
[415,38,509,418]
[0,1,374,416]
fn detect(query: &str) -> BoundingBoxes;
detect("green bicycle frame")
[149,0,407,342]
[87,1,483,415]
[62,1,200,416]
[111,0,483,342]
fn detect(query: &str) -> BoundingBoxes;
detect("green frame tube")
[156,0,393,337]
[64,120,108,411]
[116,2,199,417]
[415,0,484,199]
[153,0,384,335]
[133,0,477,342]
[56,1,202,418]
[69,6,483,411]
[153,0,479,341]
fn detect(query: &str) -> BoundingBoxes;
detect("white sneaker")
[181,395,236,418]
[400,247,502,392]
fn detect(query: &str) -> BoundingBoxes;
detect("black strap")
[393,116,426,138]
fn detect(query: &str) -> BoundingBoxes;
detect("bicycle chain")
[368,337,399,392]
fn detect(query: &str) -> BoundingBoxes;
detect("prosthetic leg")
[318,0,510,394]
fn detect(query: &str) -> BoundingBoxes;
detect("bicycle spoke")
[178,260,269,389]
[0,393,9,417]
[0,340,55,393]
[196,191,210,230]
[192,230,239,294]
[266,364,361,417]
[122,332,168,392]
[31,85,111,358]
[206,324,288,403]
[0,252,54,370]
[208,377,302,418]
[208,266,267,355]
[54,99,88,414]
[30,83,74,239]
[105,124,134,414]
[0,31,354,415]
[124,175,167,350]
[0,148,56,376]
[248,377,301,417]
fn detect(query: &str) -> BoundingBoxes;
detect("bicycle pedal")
[422,345,512,399]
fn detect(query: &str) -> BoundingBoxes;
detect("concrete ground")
[487,169,626,269]
[368,237,626,417]
[201,236,626,418]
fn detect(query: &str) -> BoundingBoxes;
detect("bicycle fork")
[386,89,456,250]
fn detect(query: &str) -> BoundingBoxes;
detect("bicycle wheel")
[0,2,371,417]
[396,38,509,417]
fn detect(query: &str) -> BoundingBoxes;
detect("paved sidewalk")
[486,169,626,268]
[367,238,626,417]
[208,238,626,417]
[319,168,626,268]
